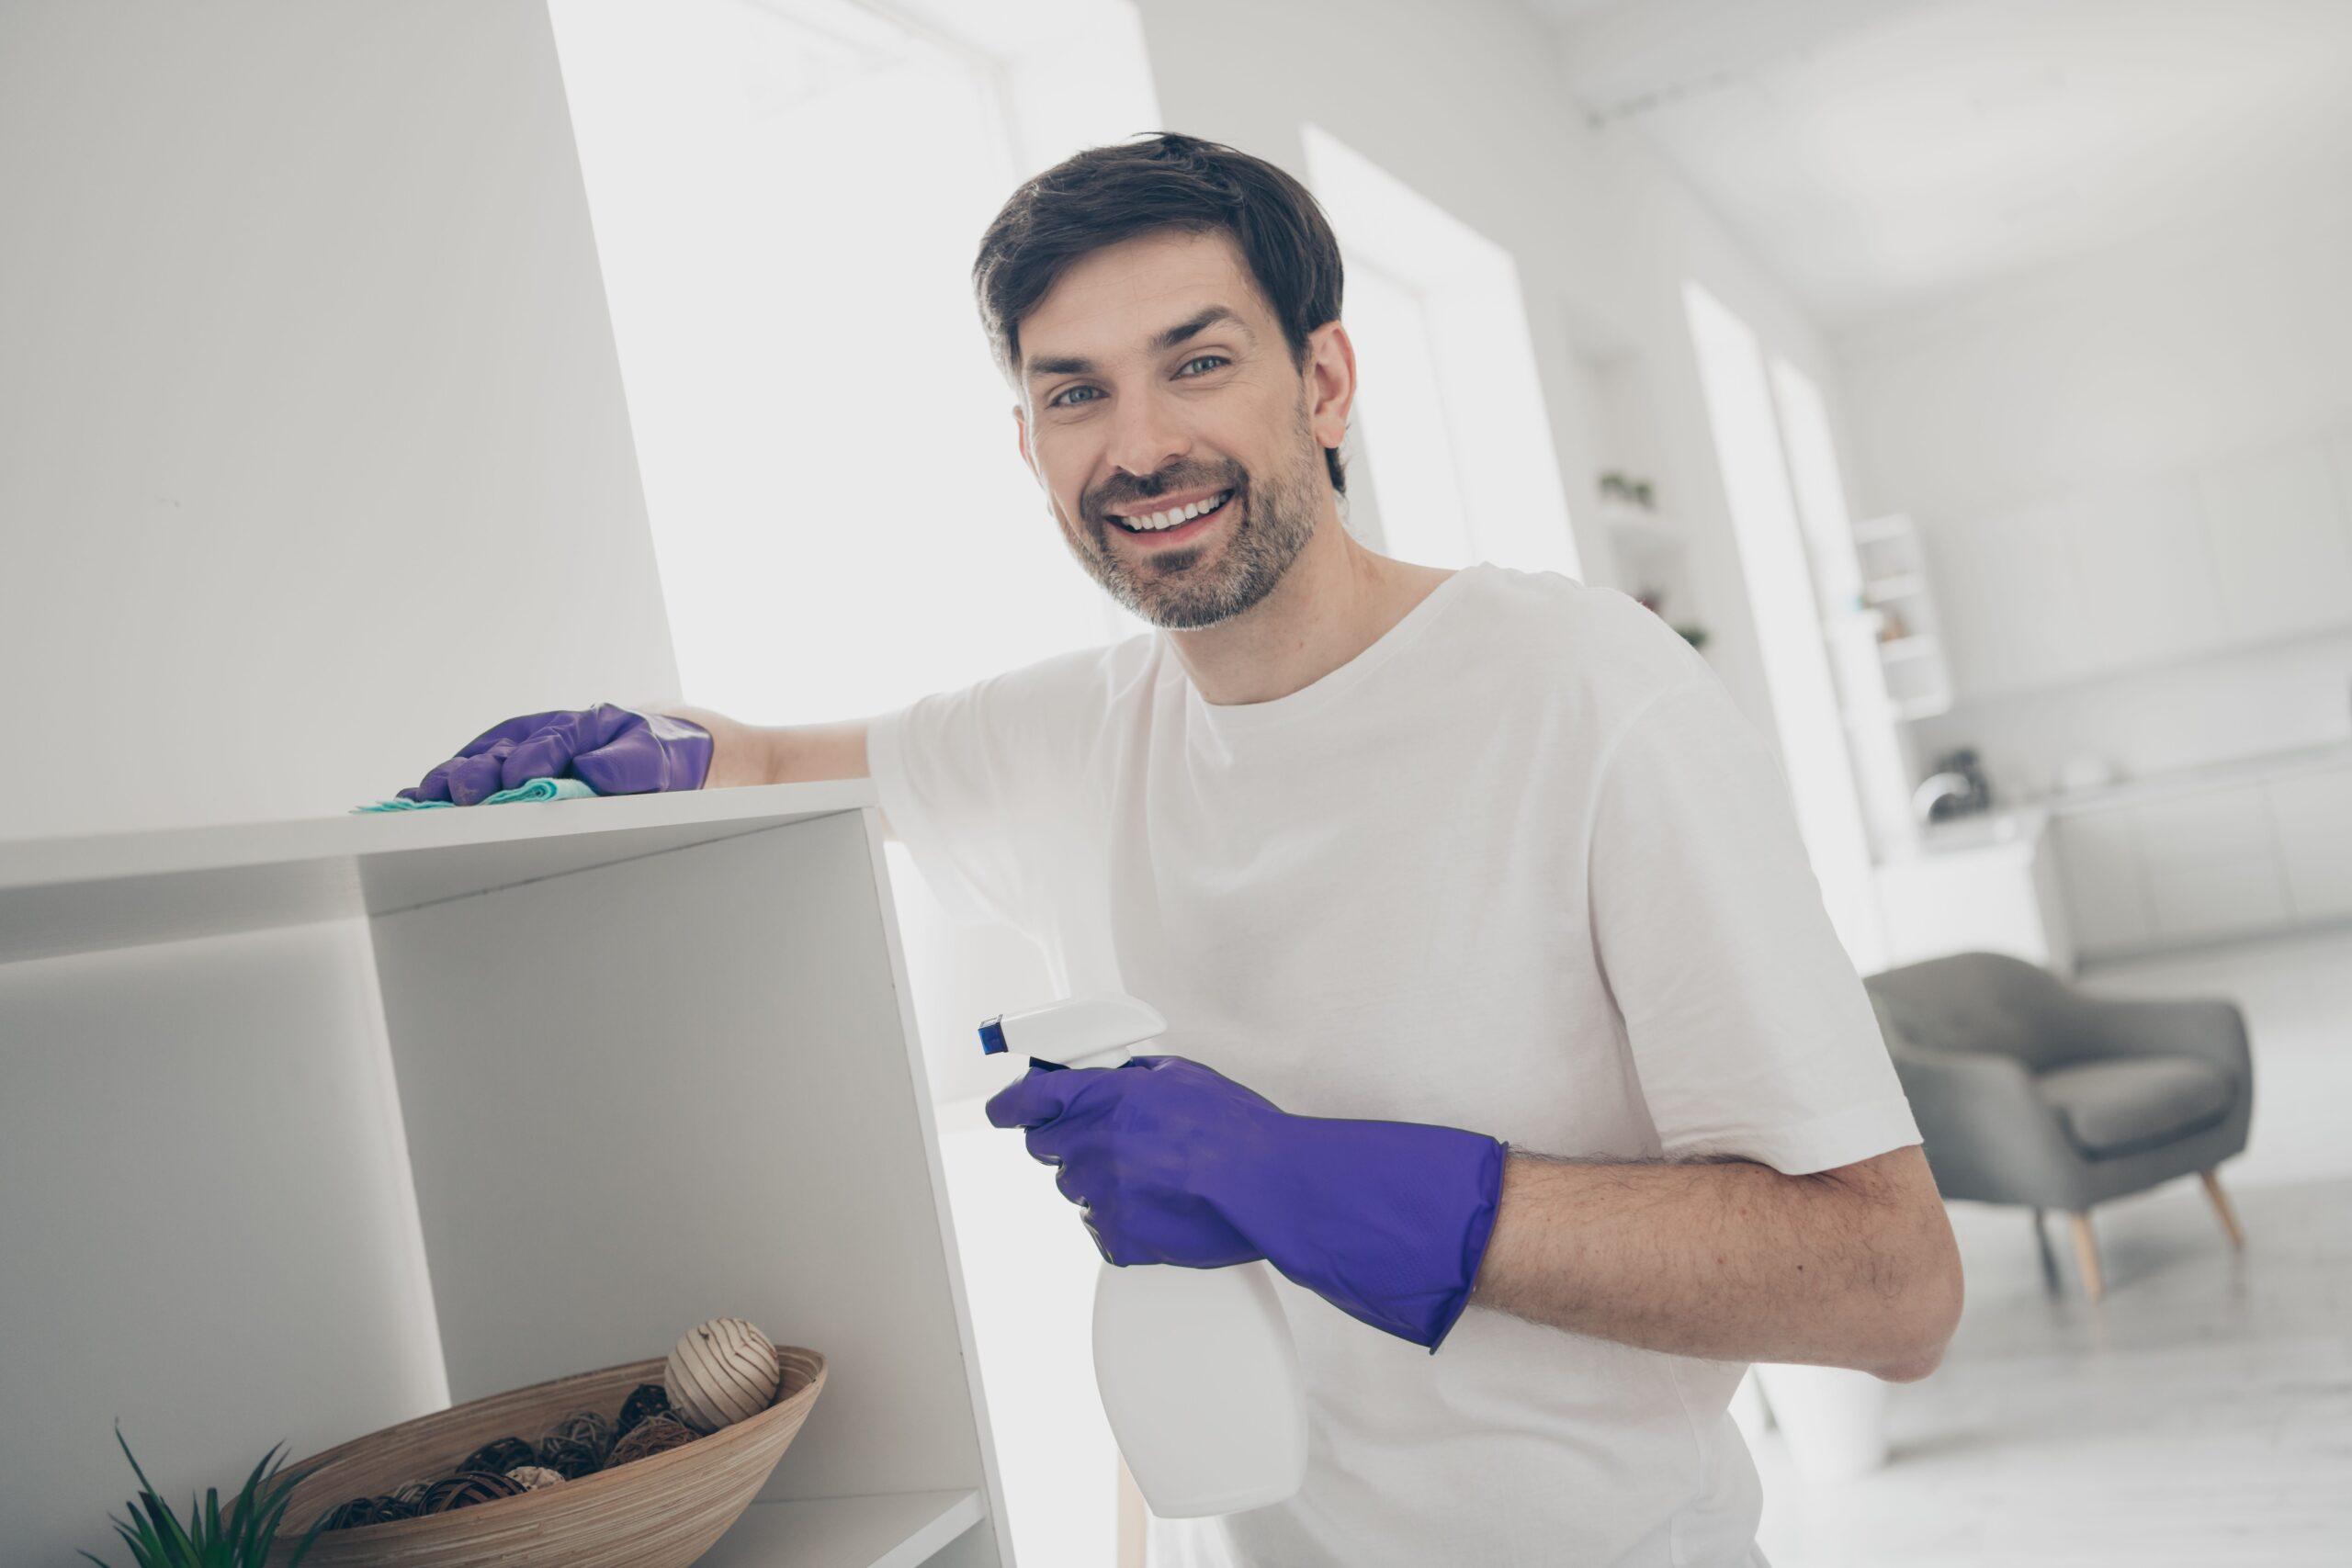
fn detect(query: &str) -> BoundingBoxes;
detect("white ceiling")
[1532,0,2352,329]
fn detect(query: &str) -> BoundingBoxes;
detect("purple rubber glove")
[986,1054,1507,1352]
[398,704,713,806]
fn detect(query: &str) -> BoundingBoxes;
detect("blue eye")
[1049,356,1227,409]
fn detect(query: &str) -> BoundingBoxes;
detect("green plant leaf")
[110,1510,163,1563]
[91,1427,332,1568]
[137,1486,199,1562]
[224,1443,278,1554]
[232,1450,276,1555]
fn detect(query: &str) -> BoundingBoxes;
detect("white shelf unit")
[0,782,1012,1567]
[1596,495,1709,658]
[1843,513,1954,722]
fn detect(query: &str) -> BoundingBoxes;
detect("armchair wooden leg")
[2198,1168,2245,1251]
[2067,1212,2104,1303]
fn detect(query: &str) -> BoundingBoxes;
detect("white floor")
[1749,925,2352,1567]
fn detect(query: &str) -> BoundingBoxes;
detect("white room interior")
[4,1,2347,1564]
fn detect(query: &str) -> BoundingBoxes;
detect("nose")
[1102,384,1190,488]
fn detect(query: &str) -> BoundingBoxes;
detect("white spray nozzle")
[978,991,1167,1071]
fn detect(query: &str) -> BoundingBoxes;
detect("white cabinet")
[1928,499,2098,699]
[0,784,1012,1567]
[2196,436,2352,643]
[2051,754,2352,961]
[2050,806,2153,955]
[2267,766,2352,921]
[1931,425,2352,704]
[2063,476,2226,676]
[1874,812,2076,976]
[2131,784,2293,943]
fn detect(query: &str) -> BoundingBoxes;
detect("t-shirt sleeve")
[865,649,1104,934]
[1586,677,1921,1175]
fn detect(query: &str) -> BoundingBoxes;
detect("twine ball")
[665,1316,783,1433]
[537,1408,616,1478]
[605,1413,696,1467]
[422,1469,527,1513]
[504,1464,567,1492]
[322,1493,415,1531]
[614,1382,672,1439]
[460,1435,538,1476]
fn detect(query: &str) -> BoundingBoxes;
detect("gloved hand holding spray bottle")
[979,991,1508,1517]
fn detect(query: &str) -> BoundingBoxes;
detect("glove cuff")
[1422,1136,1506,1354]
[645,711,716,790]
[1226,1113,1508,1352]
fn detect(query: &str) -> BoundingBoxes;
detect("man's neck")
[1165,512,1457,707]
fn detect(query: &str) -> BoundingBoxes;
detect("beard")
[1065,398,1325,631]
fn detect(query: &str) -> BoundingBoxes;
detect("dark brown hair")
[972,131,1349,495]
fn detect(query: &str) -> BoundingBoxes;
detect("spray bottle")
[979,991,1309,1517]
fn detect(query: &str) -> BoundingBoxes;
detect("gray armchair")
[1862,951,2252,1303]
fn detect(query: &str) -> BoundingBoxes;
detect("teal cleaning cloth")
[352,776,600,814]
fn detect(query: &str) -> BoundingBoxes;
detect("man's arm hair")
[661,705,898,841]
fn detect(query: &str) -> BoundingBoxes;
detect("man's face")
[1013,228,1336,629]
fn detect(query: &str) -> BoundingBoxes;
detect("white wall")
[0,4,677,1557]
[1131,0,1865,761]
[0,0,680,845]
[1838,197,2352,795]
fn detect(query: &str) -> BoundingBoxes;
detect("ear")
[1303,321,1356,457]
[1012,402,1040,483]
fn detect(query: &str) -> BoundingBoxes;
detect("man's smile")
[1107,487,1238,545]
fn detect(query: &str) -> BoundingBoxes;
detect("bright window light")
[548,6,1160,1564]
[548,0,1136,733]
[1341,260,1474,562]
[1682,282,1884,971]
[1301,124,1580,578]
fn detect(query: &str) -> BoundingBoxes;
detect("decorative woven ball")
[421,1469,527,1513]
[536,1407,616,1479]
[665,1316,783,1433]
[503,1464,567,1492]
[321,1493,415,1531]
[458,1435,538,1476]
[614,1381,672,1439]
[389,1479,431,1512]
[605,1413,696,1467]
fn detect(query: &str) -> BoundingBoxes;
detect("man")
[401,132,1962,1567]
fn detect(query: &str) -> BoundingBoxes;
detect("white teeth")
[1118,491,1231,532]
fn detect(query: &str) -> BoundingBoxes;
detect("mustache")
[1088,466,1244,520]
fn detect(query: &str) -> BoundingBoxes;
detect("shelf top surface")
[0,779,878,964]
[699,1489,983,1568]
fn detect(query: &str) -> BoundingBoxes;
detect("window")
[1302,124,1580,577]
[549,0,1140,734]
[1682,282,1884,971]
[550,5,1159,1562]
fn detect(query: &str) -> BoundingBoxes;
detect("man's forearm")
[1467,1149,1949,1380]
[661,706,872,788]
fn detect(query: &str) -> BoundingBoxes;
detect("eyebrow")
[1024,306,1253,383]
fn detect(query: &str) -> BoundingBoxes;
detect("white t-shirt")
[868,561,1920,1568]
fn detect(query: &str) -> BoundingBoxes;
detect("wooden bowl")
[267,1348,826,1567]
